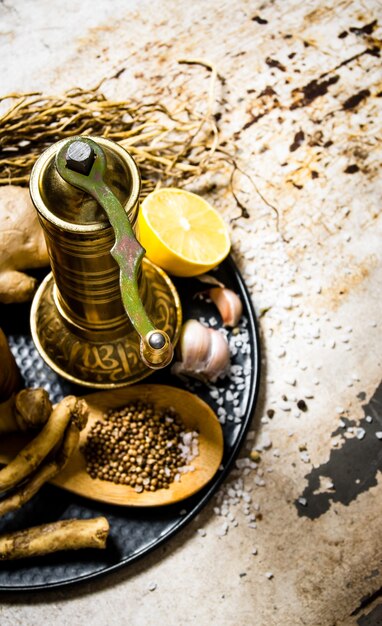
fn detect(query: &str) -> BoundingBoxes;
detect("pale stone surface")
[1,0,381,624]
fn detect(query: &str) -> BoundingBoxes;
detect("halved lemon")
[137,188,231,277]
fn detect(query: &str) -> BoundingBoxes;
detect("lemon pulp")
[138,188,231,277]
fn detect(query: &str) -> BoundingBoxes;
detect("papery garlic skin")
[208,288,243,327]
[196,274,225,288]
[171,319,230,382]
[175,319,211,370]
[203,326,230,381]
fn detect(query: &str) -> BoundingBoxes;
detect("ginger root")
[0,517,109,560]
[0,395,88,492]
[0,186,49,304]
[0,388,52,434]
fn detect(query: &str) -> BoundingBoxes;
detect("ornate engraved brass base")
[31,259,182,388]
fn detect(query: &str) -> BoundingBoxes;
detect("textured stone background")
[0,1,381,624]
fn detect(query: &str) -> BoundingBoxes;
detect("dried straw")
[0,60,233,199]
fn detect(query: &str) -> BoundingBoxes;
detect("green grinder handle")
[55,136,173,369]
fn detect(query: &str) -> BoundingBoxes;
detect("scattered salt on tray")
[176,257,376,576]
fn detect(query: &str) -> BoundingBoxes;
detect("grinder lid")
[30,136,140,232]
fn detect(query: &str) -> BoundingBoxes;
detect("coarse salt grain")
[217,522,229,537]
[302,389,314,399]
[256,433,272,450]
[356,428,366,440]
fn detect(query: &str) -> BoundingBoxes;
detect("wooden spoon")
[0,385,224,507]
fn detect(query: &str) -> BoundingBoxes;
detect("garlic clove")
[208,288,243,327]
[204,327,230,381]
[175,319,211,370]
[172,319,230,382]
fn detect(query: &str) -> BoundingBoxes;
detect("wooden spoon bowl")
[0,385,224,507]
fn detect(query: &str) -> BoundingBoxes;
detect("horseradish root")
[0,388,52,435]
[0,186,49,304]
[0,395,88,492]
[0,517,109,560]
[0,421,81,516]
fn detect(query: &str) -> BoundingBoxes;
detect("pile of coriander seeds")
[83,401,199,492]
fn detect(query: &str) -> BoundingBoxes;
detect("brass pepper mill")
[29,136,182,388]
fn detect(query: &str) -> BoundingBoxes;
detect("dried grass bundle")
[0,60,233,199]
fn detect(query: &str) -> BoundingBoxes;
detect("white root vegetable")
[0,517,109,560]
[0,186,49,303]
[0,421,81,516]
[0,389,104,561]
[0,395,88,492]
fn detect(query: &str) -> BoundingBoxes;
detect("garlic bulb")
[208,288,242,327]
[171,319,230,382]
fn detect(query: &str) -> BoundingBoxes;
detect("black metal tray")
[0,256,260,591]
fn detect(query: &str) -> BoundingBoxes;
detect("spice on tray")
[83,401,199,492]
